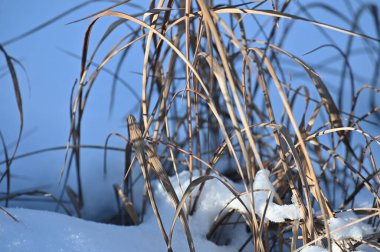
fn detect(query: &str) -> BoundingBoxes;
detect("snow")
[157,168,302,240]
[229,169,302,222]
[0,169,300,251]
[301,243,378,252]
[301,243,377,252]
[326,211,375,252]
[1,170,252,252]
[1,208,165,252]
[328,211,374,240]
[0,206,234,252]
[1,169,376,251]
[355,244,379,252]
[301,245,328,252]
[301,211,376,252]
[154,170,250,249]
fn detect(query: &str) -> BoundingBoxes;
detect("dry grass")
[2,1,380,251]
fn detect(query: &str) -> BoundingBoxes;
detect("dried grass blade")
[252,47,334,248]
[0,45,24,175]
[168,175,250,248]
[66,186,81,217]
[92,10,246,199]
[145,142,195,251]
[214,8,380,42]
[0,207,18,222]
[3,1,93,45]
[0,132,11,207]
[127,115,194,252]
[114,184,140,225]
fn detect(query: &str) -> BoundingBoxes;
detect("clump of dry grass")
[2,1,380,251]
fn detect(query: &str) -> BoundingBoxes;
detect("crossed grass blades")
[1,1,380,251]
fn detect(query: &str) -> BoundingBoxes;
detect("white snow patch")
[355,244,379,252]
[229,169,302,222]
[3,169,343,252]
[153,170,250,248]
[328,211,374,240]
[2,170,253,252]
[156,169,301,228]
[301,211,376,252]
[301,245,328,252]
[1,206,235,252]
[300,242,377,252]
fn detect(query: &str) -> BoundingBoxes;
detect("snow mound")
[153,170,250,248]
[157,169,301,226]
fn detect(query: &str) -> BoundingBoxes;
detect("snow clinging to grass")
[301,245,328,252]
[301,211,376,252]
[229,169,302,223]
[159,169,302,226]
[328,211,374,240]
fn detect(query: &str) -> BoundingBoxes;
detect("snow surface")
[1,169,300,251]
[1,207,236,252]
[1,170,251,252]
[1,208,168,252]
[1,169,376,251]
